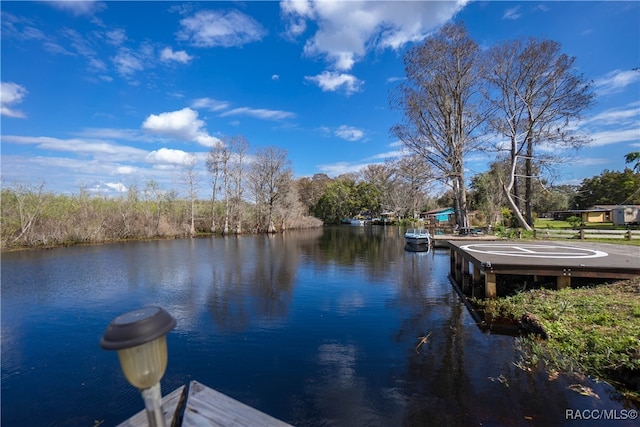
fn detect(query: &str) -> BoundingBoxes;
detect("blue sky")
[1,1,639,197]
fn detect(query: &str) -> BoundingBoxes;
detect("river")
[1,226,634,426]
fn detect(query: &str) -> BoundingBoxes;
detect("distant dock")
[431,233,498,248]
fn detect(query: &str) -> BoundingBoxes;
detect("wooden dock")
[119,380,293,427]
[447,240,640,298]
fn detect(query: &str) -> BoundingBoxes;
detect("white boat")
[404,228,431,246]
[350,218,366,226]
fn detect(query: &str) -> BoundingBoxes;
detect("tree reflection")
[206,230,322,332]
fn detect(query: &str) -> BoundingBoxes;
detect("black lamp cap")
[100,306,176,350]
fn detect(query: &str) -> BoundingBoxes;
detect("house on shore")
[420,207,455,226]
[551,205,640,225]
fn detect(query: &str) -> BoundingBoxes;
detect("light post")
[100,307,176,427]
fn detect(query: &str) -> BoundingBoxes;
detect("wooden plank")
[182,380,293,427]
[118,385,186,427]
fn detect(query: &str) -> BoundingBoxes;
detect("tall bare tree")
[391,22,487,228]
[249,146,292,233]
[206,141,228,233]
[180,153,199,237]
[229,135,249,234]
[208,137,233,234]
[485,38,594,229]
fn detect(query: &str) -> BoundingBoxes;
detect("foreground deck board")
[117,385,186,427]
[182,380,294,427]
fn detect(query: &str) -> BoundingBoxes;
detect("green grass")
[474,278,640,402]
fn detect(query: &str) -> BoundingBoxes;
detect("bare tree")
[249,146,292,233]
[361,164,393,215]
[206,141,230,233]
[390,154,433,220]
[209,137,233,235]
[391,22,488,228]
[6,181,46,245]
[485,38,595,229]
[229,135,249,234]
[180,153,199,237]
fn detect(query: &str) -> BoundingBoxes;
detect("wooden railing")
[534,228,640,240]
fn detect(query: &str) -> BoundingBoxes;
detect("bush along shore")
[472,277,640,404]
[1,185,323,250]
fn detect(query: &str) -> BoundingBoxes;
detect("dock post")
[454,251,463,284]
[461,259,470,293]
[449,247,455,276]
[557,275,571,290]
[485,272,497,298]
[472,264,481,296]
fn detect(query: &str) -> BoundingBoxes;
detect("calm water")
[1,226,635,426]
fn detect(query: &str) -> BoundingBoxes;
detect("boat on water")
[404,228,431,246]
[350,218,366,226]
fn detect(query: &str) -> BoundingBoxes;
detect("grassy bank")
[473,278,640,402]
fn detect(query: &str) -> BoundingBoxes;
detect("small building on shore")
[551,205,640,225]
[420,207,455,225]
[612,205,640,225]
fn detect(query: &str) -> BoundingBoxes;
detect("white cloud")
[112,47,144,76]
[177,10,266,48]
[219,107,295,120]
[73,128,149,141]
[1,12,46,41]
[105,28,127,46]
[43,41,74,56]
[191,97,230,111]
[44,1,106,16]
[572,157,613,166]
[586,103,640,126]
[305,71,363,95]
[594,69,640,96]
[160,47,193,64]
[87,57,107,72]
[116,166,137,174]
[386,76,404,84]
[503,6,521,20]
[588,128,640,147]
[105,182,127,192]
[365,150,405,161]
[317,161,368,177]
[60,27,96,57]
[146,147,191,165]
[335,125,364,141]
[0,81,28,118]
[142,107,219,147]
[1,135,148,161]
[281,0,467,71]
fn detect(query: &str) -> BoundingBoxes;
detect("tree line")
[2,150,638,250]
